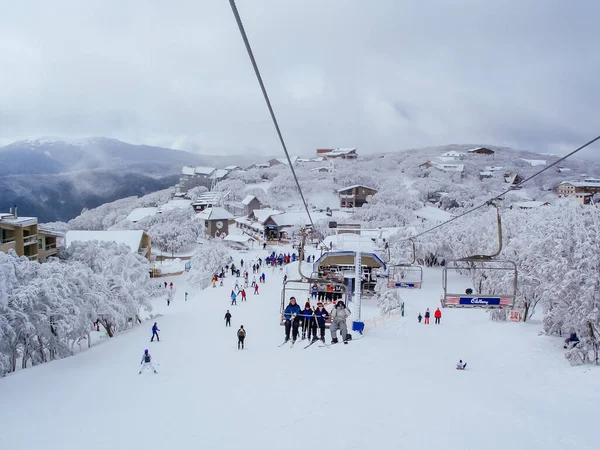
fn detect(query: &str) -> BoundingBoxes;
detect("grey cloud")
[0,0,599,158]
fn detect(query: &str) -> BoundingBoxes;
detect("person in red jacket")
[434,308,442,324]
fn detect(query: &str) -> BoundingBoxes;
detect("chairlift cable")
[228,0,316,232]
[408,134,600,241]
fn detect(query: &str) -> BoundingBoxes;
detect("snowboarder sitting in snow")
[237,325,246,349]
[564,332,580,349]
[151,322,160,342]
[283,297,302,343]
[225,310,232,327]
[465,288,473,295]
[139,349,157,374]
[330,300,351,344]
[418,313,422,323]
[456,360,467,370]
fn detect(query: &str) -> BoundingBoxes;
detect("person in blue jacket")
[151,322,160,342]
[283,297,302,343]
[300,301,316,341]
[314,302,330,342]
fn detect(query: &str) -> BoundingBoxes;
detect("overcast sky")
[0,0,599,158]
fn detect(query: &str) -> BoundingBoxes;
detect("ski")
[290,340,296,348]
[278,340,290,347]
[303,340,319,349]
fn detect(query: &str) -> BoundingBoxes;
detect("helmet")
[145,349,149,353]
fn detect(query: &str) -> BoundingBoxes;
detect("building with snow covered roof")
[467,147,495,155]
[556,180,600,204]
[414,206,454,224]
[316,148,358,160]
[192,192,224,212]
[65,230,152,260]
[0,210,39,261]
[176,165,219,194]
[338,185,378,209]
[224,165,241,171]
[196,207,234,238]
[441,151,466,159]
[126,207,159,223]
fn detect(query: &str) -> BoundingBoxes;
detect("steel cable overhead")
[228,0,316,230]
[228,1,599,243]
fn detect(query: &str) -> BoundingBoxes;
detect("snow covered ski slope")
[0,248,598,450]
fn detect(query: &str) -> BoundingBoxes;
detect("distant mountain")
[0,137,258,221]
[0,137,216,175]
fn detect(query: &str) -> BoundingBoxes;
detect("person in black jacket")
[224,310,232,327]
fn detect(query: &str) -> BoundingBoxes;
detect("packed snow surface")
[0,245,598,450]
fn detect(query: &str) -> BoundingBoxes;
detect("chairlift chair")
[279,228,348,327]
[387,239,423,289]
[440,202,518,309]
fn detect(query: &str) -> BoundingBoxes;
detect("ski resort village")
[1,2,600,449]
[1,143,600,450]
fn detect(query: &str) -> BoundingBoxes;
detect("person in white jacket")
[330,300,351,344]
[456,360,467,370]
[139,349,157,374]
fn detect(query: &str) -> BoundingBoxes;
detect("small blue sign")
[459,296,501,306]
[395,282,416,288]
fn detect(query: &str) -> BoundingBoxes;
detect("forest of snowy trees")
[0,242,159,375]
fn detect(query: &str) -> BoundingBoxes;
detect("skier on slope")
[254,283,259,295]
[225,310,232,327]
[139,349,158,374]
[240,289,247,302]
[151,322,160,342]
[418,312,422,323]
[424,308,431,324]
[456,360,467,370]
[300,301,316,341]
[330,300,351,344]
[314,302,330,342]
[237,325,246,349]
[283,297,302,343]
[231,290,237,305]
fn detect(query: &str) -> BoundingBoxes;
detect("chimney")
[9,207,12,215]
[14,206,17,218]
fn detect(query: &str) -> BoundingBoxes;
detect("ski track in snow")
[0,246,598,450]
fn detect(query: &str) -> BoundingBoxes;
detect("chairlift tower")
[352,251,365,334]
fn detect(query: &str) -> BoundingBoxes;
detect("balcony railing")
[23,235,38,246]
[45,243,57,251]
[1,237,15,244]
[26,254,38,261]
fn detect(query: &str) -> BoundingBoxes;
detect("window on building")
[38,239,43,250]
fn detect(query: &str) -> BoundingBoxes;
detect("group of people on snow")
[417,308,442,324]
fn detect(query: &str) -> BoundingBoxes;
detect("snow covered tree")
[377,287,403,315]
[187,240,232,290]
